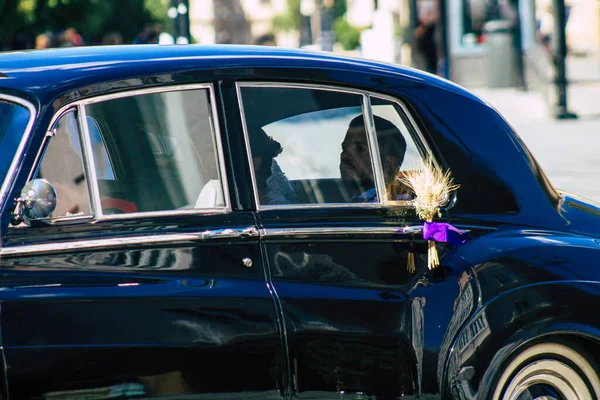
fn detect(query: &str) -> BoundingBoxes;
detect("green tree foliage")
[2,0,170,47]
[330,0,347,22]
[273,0,301,33]
[274,0,348,33]
[0,0,26,45]
[274,0,356,49]
[333,16,361,50]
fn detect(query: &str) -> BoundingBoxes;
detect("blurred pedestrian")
[411,8,438,74]
[134,24,159,44]
[35,33,55,49]
[59,28,84,47]
[252,33,277,46]
[102,32,124,46]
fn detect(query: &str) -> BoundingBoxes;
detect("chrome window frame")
[78,105,104,218]
[9,83,231,228]
[236,82,442,211]
[0,95,37,215]
[363,93,387,203]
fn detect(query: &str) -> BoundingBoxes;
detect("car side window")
[33,110,92,218]
[85,88,226,214]
[240,86,368,206]
[371,96,427,202]
[239,85,424,207]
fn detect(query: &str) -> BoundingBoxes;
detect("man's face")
[340,126,374,190]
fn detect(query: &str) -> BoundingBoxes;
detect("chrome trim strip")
[382,199,413,207]
[264,225,479,238]
[44,215,95,224]
[0,95,37,212]
[1,226,259,257]
[263,226,421,238]
[25,141,44,184]
[260,200,412,211]
[199,226,258,240]
[364,94,387,203]
[259,202,386,211]
[78,104,103,218]
[77,83,213,105]
[237,82,376,96]
[100,207,230,219]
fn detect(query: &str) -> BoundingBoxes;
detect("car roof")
[0,44,476,102]
[1,44,579,235]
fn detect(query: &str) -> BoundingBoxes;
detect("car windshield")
[0,100,31,187]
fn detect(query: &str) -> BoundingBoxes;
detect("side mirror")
[11,179,57,224]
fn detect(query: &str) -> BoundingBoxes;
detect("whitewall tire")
[492,342,600,400]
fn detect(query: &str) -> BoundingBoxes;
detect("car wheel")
[492,342,600,400]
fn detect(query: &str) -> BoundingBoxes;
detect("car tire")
[492,342,600,400]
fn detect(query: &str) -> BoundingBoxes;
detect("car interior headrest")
[195,179,225,209]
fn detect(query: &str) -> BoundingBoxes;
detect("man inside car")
[340,114,412,202]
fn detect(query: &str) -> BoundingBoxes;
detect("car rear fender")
[444,281,600,399]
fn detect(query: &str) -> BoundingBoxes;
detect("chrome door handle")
[240,226,259,237]
[200,226,259,240]
[401,225,423,235]
[399,225,471,235]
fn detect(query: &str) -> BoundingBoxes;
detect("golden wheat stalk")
[402,158,460,222]
[407,251,415,273]
[401,158,460,270]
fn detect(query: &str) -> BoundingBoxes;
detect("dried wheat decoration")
[401,158,460,271]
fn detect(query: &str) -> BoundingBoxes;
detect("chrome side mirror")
[11,179,57,224]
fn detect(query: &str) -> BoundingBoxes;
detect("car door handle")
[400,225,423,235]
[200,226,259,240]
[399,225,471,237]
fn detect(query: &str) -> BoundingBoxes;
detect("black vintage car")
[0,45,599,400]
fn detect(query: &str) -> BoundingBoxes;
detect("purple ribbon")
[423,222,469,247]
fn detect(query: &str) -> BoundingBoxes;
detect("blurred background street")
[2,0,600,201]
[471,52,600,202]
[473,84,600,202]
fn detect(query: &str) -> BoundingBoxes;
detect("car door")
[0,84,285,399]
[238,82,470,399]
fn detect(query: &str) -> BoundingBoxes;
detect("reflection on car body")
[1,45,600,399]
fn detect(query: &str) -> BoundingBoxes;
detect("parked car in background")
[1,45,600,399]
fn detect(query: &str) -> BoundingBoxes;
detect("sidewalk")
[568,51,600,83]
[469,86,600,203]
